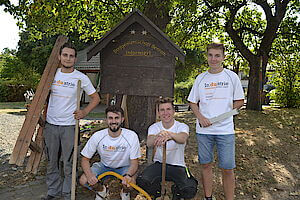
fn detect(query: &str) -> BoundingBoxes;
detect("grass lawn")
[0,102,26,109]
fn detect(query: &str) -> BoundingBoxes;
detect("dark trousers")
[44,122,75,200]
[136,162,198,199]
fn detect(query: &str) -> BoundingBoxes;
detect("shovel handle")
[71,80,81,200]
[161,143,167,199]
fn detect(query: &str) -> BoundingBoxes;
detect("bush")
[0,52,41,102]
[174,80,194,104]
[0,80,33,102]
[269,56,300,108]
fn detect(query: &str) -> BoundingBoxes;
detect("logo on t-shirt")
[53,79,75,88]
[204,81,230,100]
[102,144,126,152]
[204,81,229,89]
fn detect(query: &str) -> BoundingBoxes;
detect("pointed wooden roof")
[87,9,185,62]
[75,44,100,71]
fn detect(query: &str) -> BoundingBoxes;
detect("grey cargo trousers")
[44,122,75,200]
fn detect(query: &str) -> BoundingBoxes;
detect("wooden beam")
[10,35,68,166]
[29,141,41,153]
[26,107,47,174]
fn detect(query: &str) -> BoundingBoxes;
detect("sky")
[0,1,19,52]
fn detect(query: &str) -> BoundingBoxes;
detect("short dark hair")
[105,105,124,117]
[59,42,77,57]
[206,43,225,55]
[156,97,174,109]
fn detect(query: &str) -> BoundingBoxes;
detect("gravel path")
[0,113,25,157]
[0,112,95,158]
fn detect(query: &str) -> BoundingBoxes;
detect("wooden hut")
[87,9,185,140]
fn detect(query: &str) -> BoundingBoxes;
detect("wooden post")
[121,95,129,128]
[71,80,81,200]
[147,102,159,164]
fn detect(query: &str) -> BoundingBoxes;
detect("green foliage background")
[0,0,299,107]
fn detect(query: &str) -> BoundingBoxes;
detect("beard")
[109,123,122,132]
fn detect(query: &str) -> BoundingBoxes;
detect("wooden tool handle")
[161,143,167,199]
[71,80,81,200]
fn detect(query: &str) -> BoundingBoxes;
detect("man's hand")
[154,131,172,146]
[198,116,212,127]
[74,109,87,120]
[86,173,98,186]
[122,175,135,187]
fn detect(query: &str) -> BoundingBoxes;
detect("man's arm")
[81,156,98,185]
[189,102,211,127]
[150,131,188,146]
[122,158,139,187]
[74,92,100,119]
[168,132,188,144]
[146,135,157,147]
[233,99,244,109]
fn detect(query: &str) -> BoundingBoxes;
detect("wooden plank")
[29,141,41,153]
[10,35,68,166]
[25,124,45,173]
[26,107,47,173]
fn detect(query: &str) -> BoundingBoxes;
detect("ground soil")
[0,106,299,199]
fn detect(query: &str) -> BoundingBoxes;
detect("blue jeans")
[196,134,235,169]
[91,162,129,179]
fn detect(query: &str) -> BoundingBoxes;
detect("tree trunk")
[126,96,157,142]
[246,57,263,110]
[123,4,170,142]
[143,0,171,31]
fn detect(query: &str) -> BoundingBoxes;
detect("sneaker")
[120,190,130,200]
[41,195,57,200]
[95,185,108,200]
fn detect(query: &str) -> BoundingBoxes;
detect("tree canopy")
[3,0,299,109]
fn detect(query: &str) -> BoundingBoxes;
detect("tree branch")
[236,27,264,37]
[178,9,216,46]
[255,0,273,19]
[259,0,290,55]
[225,1,256,61]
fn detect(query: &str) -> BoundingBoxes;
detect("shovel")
[161,142,167,199]
[71,80,81,200]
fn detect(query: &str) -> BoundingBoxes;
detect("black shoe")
[171,185,181,200]
[41,195,56,200]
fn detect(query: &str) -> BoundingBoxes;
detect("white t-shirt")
[81,128,141,168]
[188,68,244,135]
[149,120,189,167]
[46,68,96,125]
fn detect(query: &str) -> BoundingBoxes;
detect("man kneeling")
[136,97,198,200]
[79,105,141,200]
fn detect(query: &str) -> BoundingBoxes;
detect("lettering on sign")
[113,40,166,56]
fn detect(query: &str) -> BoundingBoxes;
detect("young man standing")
[136,97,198,200]
[188,43,244,200]
[42,42,100,200]
[79,105,141,200]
